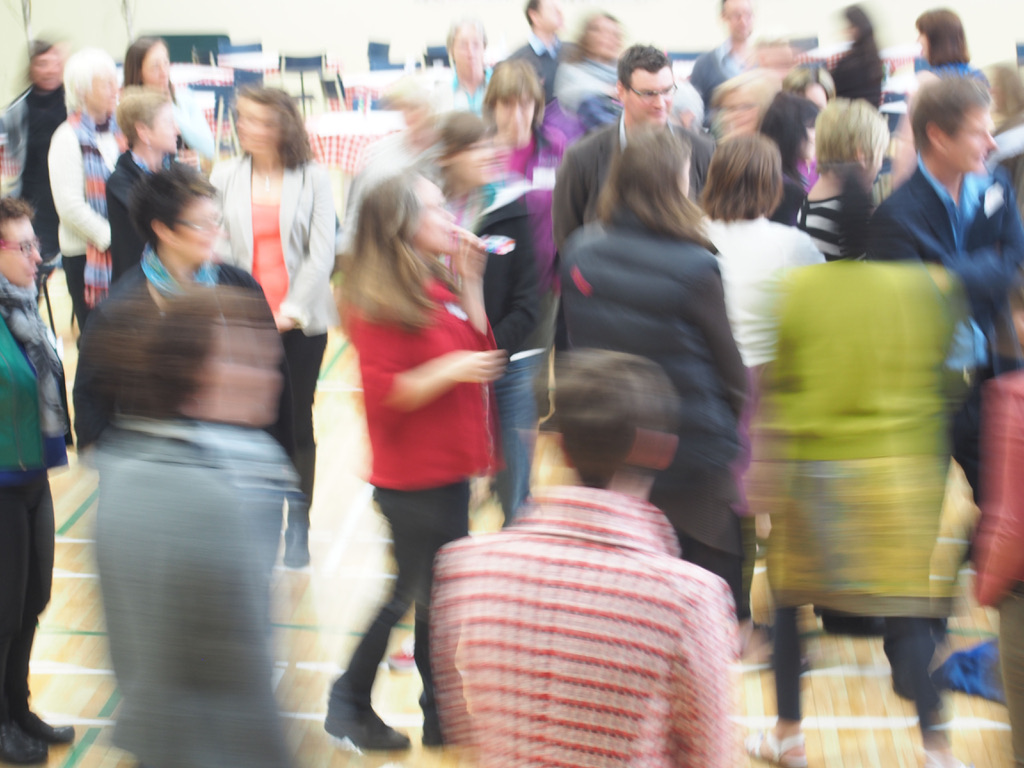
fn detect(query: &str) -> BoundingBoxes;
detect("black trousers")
[331,482,470,723]
[774,608,940,737]
[0,477,55,723]
[62,255,90,334]
[280,330,327,523]
[677,531,749,622]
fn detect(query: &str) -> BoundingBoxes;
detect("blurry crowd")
[3,1,1024,767]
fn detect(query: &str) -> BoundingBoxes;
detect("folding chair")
[321,74,347,111]
[425,45,450,68]
[281,54,325,117]
[368,42,403,71]
[789,36,820,54]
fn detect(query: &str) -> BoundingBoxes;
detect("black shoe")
[0,721,47,765]
[15,712,75,745]
[283,526,310,569]
[421,715,444,748]
[325,705,410,751]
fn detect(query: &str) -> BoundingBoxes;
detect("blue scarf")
[141,244,219,297]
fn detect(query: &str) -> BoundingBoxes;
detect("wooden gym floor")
[29,272,1012,767]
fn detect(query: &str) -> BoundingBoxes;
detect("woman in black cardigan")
[830,5,885,107]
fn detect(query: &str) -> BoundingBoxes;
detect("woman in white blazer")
[211,86,337,568]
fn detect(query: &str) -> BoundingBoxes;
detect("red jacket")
[348,280,496,490]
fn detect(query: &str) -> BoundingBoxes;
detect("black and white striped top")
[797,196,861,261]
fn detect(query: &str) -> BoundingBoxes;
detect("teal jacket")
[0,315,45,471]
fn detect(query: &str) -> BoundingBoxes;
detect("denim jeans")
[493,354,541,525]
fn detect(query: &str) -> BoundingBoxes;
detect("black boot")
[0,721,47,764]
[283,494,310,568]
[15,712,74,745]
[324,676,410,751]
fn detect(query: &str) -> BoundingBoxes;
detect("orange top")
[251,202,288,315]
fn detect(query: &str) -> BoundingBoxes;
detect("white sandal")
[923,749,971,768]
[745,730,808,768]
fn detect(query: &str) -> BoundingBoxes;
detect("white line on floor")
[323,482,375,575]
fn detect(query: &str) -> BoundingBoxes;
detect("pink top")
[251,202,288,315]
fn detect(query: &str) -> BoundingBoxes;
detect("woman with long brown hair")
[324,172,503,751]
[211,86,336,567]
[561,127,748,628]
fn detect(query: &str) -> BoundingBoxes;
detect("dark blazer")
[106,152,148,284]
[868,166,1024,337]
[477,190,540,354]
[74,264,296,455]
[560,211,746,554]
[552,122,715,252]
[509,43,560,103]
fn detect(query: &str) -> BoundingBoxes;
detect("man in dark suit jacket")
[509,0,564,104]
[868,76,1024,501]
[552,45,715,252]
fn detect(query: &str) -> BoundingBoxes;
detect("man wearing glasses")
[553,45,713,252]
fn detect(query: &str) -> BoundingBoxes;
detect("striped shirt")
[797,196,854,261]
[431,486,738,768]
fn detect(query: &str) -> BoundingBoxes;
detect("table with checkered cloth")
[218,51,343,78]
[796,42,921,78]
[0,144,20,185]
[170,63,235,88]
[306,110,405,176]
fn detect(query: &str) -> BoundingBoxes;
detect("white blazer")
[211,156,338,334]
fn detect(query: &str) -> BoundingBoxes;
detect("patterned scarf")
[0,274,66,438]
[68,110,125,308]
[141,244,219,297]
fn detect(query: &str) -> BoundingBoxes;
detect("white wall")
[1,0,1022,105]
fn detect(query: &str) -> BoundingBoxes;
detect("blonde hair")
[116,87,172,147]
[814,98,889,174]
[711,70,777,112]
[340,173,450,330]
[782,66,836,102]
[990,64,1024,124]
[63,47,117,113]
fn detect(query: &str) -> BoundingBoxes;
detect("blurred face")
[586,17,623,63]
[494,96,535,149]
[618,67,675,130]
[451,26,486,85]
[30,48,65,92]
[411,178,456,256]
[0,218,42,289]
[719,87,761,138]
[186,324,283,428]
[723,0,754,44]
[531,0,564,36]
[445,141,499,195]
[84,72,118,120]
[137,103,179,154]
[236,98,281,158]
[917,33,930,63]
[141,43,171,92]
[163,197,222,268]
[934,106,997,176]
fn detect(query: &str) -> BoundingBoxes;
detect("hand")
[274,313,297,332]
[444,349,507,384]
[176,148,200,169]
[452,227,487,285]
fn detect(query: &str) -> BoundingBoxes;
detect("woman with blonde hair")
[562,127,748,627]
[798,98,889,260]
[324,173,504,751]
[711,70,778,142]
[211,86,336,567]
[989,64,1024,219]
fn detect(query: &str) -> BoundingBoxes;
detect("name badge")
[532,166,557,190]
[444,302,468,321]
[985,184,1005,218]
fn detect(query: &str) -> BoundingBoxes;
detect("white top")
[48,121,119,257]
[705,217,824,367]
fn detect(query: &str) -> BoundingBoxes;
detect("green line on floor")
[317,340,350,381]
[38,627,107,637]
[59,727,98,768]
[272,621,412,634]
[57,488,99,536]
[98,689,121,717]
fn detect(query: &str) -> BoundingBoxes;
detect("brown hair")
[916,9,970,67]
[911,77,990,153]
[236,86,313,168]
[88,287,273,421]
[123,36,175,100]
[990,64,1024,126]
[116,86,172,148]
[339,173,450,330]
[555,350,680,489]
[483,59,546,128]
[0,197,34,234]
[598,128,710,247]
[565,12,621,64]
[437,112,490,193]
[702,134,783,222]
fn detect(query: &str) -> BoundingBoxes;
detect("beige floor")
[30,272,1012,767]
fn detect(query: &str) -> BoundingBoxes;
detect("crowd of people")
[3,1,1024,766]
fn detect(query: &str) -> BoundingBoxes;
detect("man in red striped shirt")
[431,350,738,767]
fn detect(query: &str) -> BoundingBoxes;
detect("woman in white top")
[701,134,823,654]
[48,48,123,332]
[122,37,216,163]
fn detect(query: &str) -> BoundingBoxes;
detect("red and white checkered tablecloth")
[796,42,920,77]
[0,144,21,182]
[306,111,405,175]
[342,70,407,110]
[170,63,235,88]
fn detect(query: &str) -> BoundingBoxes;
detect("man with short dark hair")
[509,0,564,103]
[690,0,755,109]
[552,44,714,251]
[431,349,737,767]
[868,77,1024,502]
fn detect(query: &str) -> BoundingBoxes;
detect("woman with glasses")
[0,198,75,764]
[211,86,336,568]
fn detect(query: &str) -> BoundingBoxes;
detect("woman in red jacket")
[325,172,504,752]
